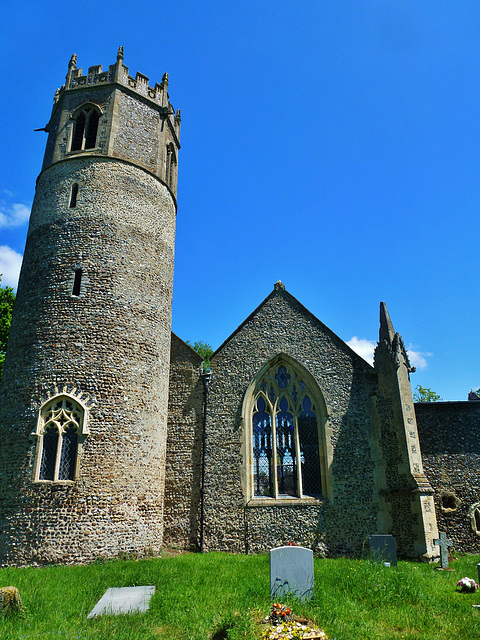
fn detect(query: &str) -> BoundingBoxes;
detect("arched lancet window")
[250,361,324,499]
[70,105,100,152]
[165,144,176,188]
[35,396,87,482]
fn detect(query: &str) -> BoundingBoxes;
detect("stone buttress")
[0,49,180,564]
[372,303,438,559]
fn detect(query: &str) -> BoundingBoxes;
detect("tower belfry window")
[70,105,100,152]
[165,144,177,188]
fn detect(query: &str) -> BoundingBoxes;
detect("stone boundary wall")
[416,401,480,553]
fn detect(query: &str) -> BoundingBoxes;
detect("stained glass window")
[37,397,83,482]
[39,425,59,481]
[251,362,322,499]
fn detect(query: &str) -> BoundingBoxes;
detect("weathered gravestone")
[0,586,22,616]
[368,535,397,567]
[87,586,155,618]
[434,532,453,569]
[270,545,314,601]
[477,562,480,585]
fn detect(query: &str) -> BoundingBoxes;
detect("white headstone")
[87,586,155,618]
[270,545,314,601]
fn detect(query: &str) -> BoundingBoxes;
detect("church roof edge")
[211,283,376,371]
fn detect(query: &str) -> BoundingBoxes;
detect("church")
[0,50,479,566]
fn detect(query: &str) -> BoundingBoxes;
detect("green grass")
[1,551,480,639]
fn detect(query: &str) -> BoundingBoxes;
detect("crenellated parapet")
[42,47,180,192]
[53,47,180,138]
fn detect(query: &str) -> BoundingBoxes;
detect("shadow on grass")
[211,626,231,640]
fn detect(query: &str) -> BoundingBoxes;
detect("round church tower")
[0,49,181,564]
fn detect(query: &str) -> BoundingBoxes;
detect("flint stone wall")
[203,288,379,555]
[0,158,176,565]
[164,334,204,549]
[43,85,177,191]
[416,401,480,553]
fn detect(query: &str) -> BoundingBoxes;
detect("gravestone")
[477,562,480,585]
[87,586,155,618]
[0,586,22,615]
[368,535,397,566]
[270,545,314,601]
[434,532,453,569]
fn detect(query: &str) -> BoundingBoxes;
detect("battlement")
[58,47,180,123]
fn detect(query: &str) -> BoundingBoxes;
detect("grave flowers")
[456,577,479,593]
[269,603,293,624]
[261,603,329,639]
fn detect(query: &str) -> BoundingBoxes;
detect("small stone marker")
[434,532,453,569]
[477,562,480,585]
[368,535,397,567]
[0,586,22,615]
[87,586,155,618]
[270,545,314,601]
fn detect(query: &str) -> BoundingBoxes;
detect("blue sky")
[0,1,479,400]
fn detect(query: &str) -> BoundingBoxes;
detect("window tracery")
[35,396,85,482]
[70,105,100,152]
[251,362,322,499]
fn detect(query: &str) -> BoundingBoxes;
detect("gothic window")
[165,144,177,188]
[35,396,86,482]
[70,105,100,152]
[251,362,323,499]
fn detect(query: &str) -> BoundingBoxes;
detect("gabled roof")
[171,331,204,364]
[212,281,375,370]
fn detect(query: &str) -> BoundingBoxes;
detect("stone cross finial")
[434,532,453,568]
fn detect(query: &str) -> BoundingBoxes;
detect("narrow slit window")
[69,183,78,208]
[166,146,171,184]
[72,269,82,296]
[166,144,177,188]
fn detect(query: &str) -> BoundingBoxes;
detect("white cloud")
[0,246,23,288]
[347,336,376,365]
[347,337,432,371]
[0,202,30,228]
[407,347,431,371]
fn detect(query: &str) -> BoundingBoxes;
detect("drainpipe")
[199,369,212,553]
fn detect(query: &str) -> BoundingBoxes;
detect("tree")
[0,277,15,380]
[186,340,213,372]
[413,385,442,403]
